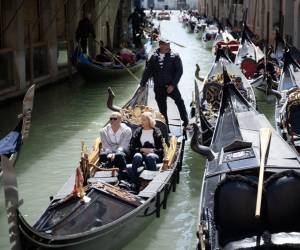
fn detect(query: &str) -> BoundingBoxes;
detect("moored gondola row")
[190,12,300,250]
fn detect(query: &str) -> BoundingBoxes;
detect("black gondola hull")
[17,139,184,250]
[77,60,145,82]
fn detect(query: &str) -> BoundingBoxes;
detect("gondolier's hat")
[159,37,170,44]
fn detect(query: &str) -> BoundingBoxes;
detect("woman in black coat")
[127,112,165,186]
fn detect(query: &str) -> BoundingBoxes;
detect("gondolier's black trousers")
[80,38,88,54]
[154,86,189,128]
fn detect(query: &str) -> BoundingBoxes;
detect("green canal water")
[0,13,276,250]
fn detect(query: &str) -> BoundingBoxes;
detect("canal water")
[0,12,276,250]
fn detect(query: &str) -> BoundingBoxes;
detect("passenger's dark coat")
[130,127,164,160]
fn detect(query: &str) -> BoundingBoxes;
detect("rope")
[43,0,69,37]
[1,0,25,37]
[92,0,110,25]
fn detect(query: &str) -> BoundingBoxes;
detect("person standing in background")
[76,13,96,54]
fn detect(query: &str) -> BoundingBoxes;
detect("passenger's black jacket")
[130,127,164,160]
[140,49,183,88]
[76,18,96,41]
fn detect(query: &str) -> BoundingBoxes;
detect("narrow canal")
[0,12,276,250]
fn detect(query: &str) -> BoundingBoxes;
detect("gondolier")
[139,38,189,129]
[76,13,96,54]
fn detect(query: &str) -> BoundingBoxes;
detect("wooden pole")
[253,0,258,33]
[255,128,272,218]
[1,0,25,37]
[92,0,110,25]
[28,24,34,85]
[66,1,72,82]
[266,11,270,48]
[279,0,283,35]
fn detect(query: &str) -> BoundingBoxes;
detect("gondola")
[191,68,300,250]
[77,53,145,82]
[187,16,198,33]
[202,24,218,50]
[212,30,239,58]
[193,48,256,146]
[1,85,35,250]
[0,85,35,178]
[234,25,268,90]
[274,48,300,152]
[157,11,170,21]
[2,83,186,250]
[194,20,206,40]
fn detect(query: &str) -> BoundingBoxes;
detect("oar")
[255,127,272,218]
[140,27,186,48]
[94,40,141,82]
[169,40,186,48]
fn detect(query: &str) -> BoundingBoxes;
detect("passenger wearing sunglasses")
[99,112,132,179]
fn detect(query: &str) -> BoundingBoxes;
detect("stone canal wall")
[0,0,135,102]
[198,0,300,50]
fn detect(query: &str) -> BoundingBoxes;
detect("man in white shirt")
[99,112,132,179]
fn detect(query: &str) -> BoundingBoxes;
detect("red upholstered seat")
[241,58,258,79]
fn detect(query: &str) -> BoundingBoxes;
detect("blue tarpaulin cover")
[0,131,21,155]
[78,53,91,65]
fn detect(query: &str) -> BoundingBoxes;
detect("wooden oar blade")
[170,40,185,48]
[259,127,272,163]
[255,127,272,218]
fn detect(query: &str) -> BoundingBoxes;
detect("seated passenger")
[99,112,132,179]
[127,112,164,187]
[95,40,113,63]
[119,42,136,65]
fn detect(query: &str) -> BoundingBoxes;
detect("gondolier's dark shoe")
[119,180,132,190]
[128,183,139,195]
[119,180,139,194]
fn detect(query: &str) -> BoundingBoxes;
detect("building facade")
[0,0,134,101]
[198,0,300,50]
